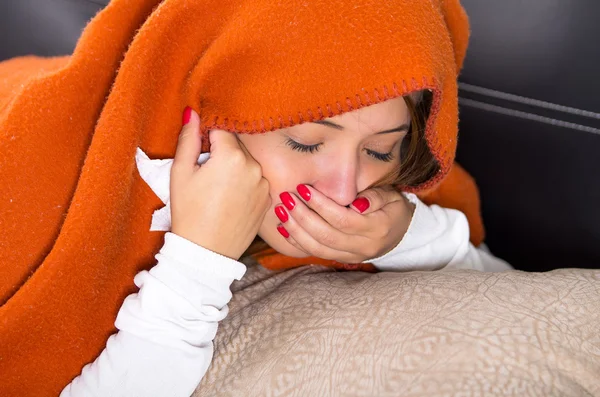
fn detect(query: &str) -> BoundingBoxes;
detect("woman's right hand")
[170,107,271,260]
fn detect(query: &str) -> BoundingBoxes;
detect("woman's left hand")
[275,184,415,263]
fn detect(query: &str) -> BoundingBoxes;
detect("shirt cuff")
[148,232,247,311]
[365,193,465,271]
[155,232,247,280]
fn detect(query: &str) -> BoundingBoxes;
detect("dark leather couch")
[2,0,599,271]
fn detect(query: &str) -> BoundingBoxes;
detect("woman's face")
[237,96,411,257]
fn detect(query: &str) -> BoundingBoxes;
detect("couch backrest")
[457,0,600,271]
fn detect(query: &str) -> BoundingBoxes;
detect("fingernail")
[277,225,290,238]
[279,192,296,210]
[182,106,192,125]
[352,197,370,213]
[274,205,289,223]
[296,184,311,201]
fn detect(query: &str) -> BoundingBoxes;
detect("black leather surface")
[457,0,600,271]
[1,0,599,271]
[460,1,600,113]
[0,0,107,59]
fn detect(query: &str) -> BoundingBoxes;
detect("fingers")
[276,208,360,262]
[350,186,404,215]
[273,184,413,262]
[207,128,243,157]
[173,107,202,174]
[274,192,367,259]
[276,226,311,255]
[233,134,255,160]
[293,184,366,232]
[206,129,262,175]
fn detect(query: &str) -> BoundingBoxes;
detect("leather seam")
[459,97,600,136]
[459,82,600,120]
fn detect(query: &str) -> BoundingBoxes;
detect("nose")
[312,153,359,207]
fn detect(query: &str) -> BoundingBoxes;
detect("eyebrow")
[312,120,410,134]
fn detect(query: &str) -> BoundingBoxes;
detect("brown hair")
[243,91,439,258]
[368,90,439,189]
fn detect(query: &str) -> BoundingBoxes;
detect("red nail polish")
[274,206,288,223]
[296,184,311,201]
[277,225,290,238]
[279,192,296,210]
[352,197,370,213]
[182,106,192,125]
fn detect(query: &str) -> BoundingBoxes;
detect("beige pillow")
[194,262,600,397]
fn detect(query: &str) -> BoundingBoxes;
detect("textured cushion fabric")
[194,262,600,396]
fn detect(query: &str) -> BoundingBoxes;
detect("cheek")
[363,160,399,186]
[253,151,313,257]
[239,135,299,198]
[255,151,303,199]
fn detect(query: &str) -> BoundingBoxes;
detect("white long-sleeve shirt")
[366,193,511,273]
[60,194,512,397]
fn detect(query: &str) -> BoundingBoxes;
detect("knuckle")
[373,221,391,240]
[227,150,246,166]
[332,212,351,230]
[248,161,264,179]
[375,228,389,241]
[316,230,336,247]
[357,242,378,260]
[371,189,385,205]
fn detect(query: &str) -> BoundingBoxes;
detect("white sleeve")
[366,193,513,273]
[60,232,247,397]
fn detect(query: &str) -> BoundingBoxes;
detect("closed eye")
[285,138,322,153]
[366,149,394,162]
[286,138,394,162]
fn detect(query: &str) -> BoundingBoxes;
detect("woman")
[61,91,509,395]
[0,0,510,395]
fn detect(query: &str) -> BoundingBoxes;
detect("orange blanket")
[0,0,478,395]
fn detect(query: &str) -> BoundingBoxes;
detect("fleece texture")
[0,0,478,395]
